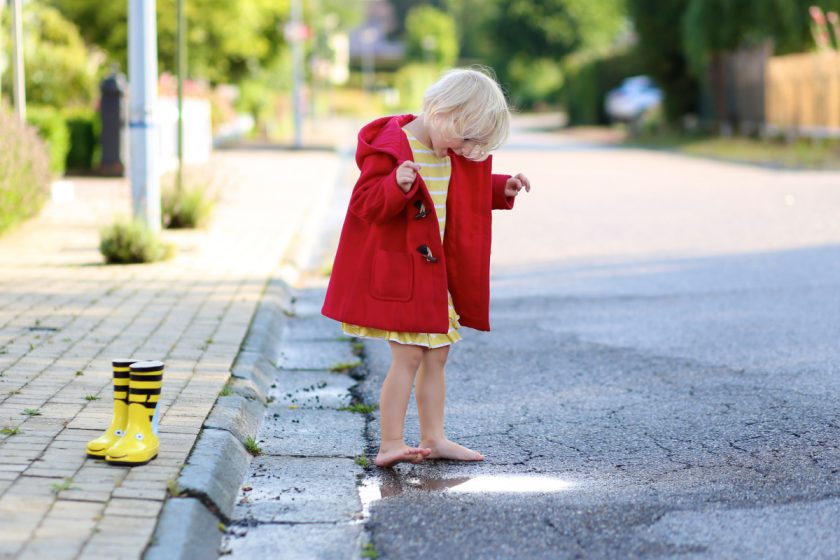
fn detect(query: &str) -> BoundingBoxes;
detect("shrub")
[64,108,100,172]
[26,105,70,175]
[0,105,52,236]
[161,171,216,229]
[99,220,174,264]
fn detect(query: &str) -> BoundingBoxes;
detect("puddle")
[359,472,577,517]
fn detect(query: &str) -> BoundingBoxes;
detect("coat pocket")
[370,250,414,302]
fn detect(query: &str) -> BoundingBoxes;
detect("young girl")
[322,68,531,468]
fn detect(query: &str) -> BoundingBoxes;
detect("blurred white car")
[605,76,663,123]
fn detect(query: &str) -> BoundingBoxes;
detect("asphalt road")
[357,129,840,559]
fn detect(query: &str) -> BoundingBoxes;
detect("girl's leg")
[416,345,484,461]
[375,341,432,468]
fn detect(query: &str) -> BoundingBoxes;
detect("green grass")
[99,220,175,264]
[354,455,370,468]
[351,341,364,356]
[1,426,21,436]
[219,382,234,397]
[83,394,100,401]
[167,477,181,497]
[361,542,379,559]
[626,130,840,170]
[75,370,84,376]
[50,478,74,494]
[339,403,379,414]
[329,360,361,373]
[22,408,41,416]
[244,437,262,456]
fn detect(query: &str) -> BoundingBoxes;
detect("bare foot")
[374,446,432,468]
[422,439,484,461]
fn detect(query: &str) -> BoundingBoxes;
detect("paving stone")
[275,341,358,371]
[257,406,365,457]
[221,523,363,560]
[233,457,362,523]
[269,370,355,409]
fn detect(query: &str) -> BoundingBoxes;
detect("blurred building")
[348,0,405,71]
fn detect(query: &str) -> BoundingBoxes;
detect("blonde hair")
[422,67,510,156]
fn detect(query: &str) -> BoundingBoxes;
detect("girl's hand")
[505,173,531,197]
[396,161,422,193]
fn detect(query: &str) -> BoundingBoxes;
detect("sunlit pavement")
[354,125,840,558]
[0,148,341,559]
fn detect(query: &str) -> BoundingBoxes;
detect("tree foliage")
[1,3,97,107]
[404,5,459,68]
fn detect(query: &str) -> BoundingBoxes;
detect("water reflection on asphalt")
[359,471,577,517]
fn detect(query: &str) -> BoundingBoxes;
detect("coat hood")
[356,114,416,167]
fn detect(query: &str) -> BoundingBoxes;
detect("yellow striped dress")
[341,129,462,348]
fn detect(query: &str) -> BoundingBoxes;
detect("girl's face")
[430,131,486,160]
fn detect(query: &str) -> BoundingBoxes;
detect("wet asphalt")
[355,132,840,559]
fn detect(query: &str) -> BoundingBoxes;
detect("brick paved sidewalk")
[0,149,340,560]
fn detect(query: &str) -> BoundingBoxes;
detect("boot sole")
[105,453,158,467]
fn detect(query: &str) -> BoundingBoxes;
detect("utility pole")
[290,0,303,148]
[11,0,25,122]
[128,0,161,231]
[176,0,186,193]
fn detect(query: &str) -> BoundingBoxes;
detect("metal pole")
[176,0,186,192]
[11,0,25,122]
[128,0,161,231]
[291,0,303,148]
[0,0,5,100]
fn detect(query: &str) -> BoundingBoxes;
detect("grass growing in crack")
[361,542,379,559]
[83,394,100,401]
[167,477,181,497]
[1,426,21,436]
[354,455,370,469]
[330,360,361,373]
[75,370,84,376]
[339,403,378,414]
[22,408,41,416]
[352,341,364,356]
[244,437,262,456]
[219,382,234,397]
[50,478,73,494]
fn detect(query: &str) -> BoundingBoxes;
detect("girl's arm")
[491,173,515,210]
[349,154,419,223]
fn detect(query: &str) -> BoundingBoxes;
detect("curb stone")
[142,275,292,560]
[144,498,222,560]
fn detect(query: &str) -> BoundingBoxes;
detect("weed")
[329,361,361,373]
[354,455,370,469]
[161,177,216,229]
[361,542,379,559]
[84,394,100,401]
[50,478,73,494]
[352,341,364,356]
[1,426,20,436]
[217,522,227,533]
[75,370,84,376]
[339,403,378,414]
[8,390,20,396]
[243,437,262,456]
[22,408,41,417]
[167,477,181,497]
[219,383,233,397]
[99,220,175,264]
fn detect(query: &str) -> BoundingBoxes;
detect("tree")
[404,5,459,68]
[0,3,97,107]
[487,0,626,107]
[626,0,697,122]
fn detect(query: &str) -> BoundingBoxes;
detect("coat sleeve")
[349,152,420,224]
[491,173,515,210]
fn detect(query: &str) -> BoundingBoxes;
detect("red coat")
[321,114,514,333]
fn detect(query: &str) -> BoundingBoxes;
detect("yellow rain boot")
[86,359,136,458]
[105,360,164,466]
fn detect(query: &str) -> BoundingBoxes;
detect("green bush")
[26,105,70,175]
[393,64,439,112]
[64,108,100,172]
[161,171,216,229]
[99,220,174,264]
[0,105,52,236]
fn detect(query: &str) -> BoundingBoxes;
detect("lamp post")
[11,0,25,122]
[128,0,161,230]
